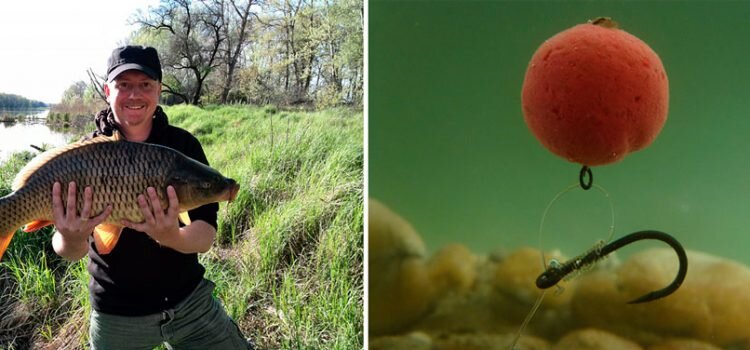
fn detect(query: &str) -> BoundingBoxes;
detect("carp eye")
[200,182,212,189]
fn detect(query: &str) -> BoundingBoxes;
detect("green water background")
[369,1,750,265]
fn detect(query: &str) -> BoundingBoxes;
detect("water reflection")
[0,110,74,162]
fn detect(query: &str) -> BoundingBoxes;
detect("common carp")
[0,133,240,260]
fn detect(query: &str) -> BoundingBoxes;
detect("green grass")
[0,104,364,349]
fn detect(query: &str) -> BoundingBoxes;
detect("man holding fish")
[50,46,251,349]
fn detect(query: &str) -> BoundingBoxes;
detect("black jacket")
[87,107,218,316]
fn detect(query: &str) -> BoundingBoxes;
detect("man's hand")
[53,181,113,240]
[52,181,113,261]
[122,186,181,246]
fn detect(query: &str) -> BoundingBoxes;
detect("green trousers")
[89,279,251,350]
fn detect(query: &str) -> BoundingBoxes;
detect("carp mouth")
[224,179,240,203]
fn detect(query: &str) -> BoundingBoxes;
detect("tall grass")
[0,104,364,349]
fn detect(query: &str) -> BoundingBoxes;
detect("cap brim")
[108,63,160,82]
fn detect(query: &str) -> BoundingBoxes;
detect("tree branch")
[87,68,107,103]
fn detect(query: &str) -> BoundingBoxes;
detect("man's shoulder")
[163,124,198,141]
[159,124,206,160]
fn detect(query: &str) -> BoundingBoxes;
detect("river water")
[0,109,75,162]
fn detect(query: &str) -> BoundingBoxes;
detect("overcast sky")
[0,0,159,104]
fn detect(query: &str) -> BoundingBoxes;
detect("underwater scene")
[368,1,750,349]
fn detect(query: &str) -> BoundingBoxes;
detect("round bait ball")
[521,19,669,166]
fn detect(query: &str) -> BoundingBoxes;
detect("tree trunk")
[220,0,255,104]
[192,66,204,105]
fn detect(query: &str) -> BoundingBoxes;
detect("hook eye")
[579,166,593,190]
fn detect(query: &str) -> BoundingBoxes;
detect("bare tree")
[266,0,318,104]
[134,0,224,105]
[87,68,107,104]
[213,0,259,103]
[161,81,191,104]
[128,0,363,109]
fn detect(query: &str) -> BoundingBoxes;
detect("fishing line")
[508,289,547,350]
[509,181,615,350]
[538,183,615,269]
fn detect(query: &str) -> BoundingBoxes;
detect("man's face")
[104,70,161,129]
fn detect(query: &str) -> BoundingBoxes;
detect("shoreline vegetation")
[0,109,48,123]
[0,104,364,349]
[0,103,92,132]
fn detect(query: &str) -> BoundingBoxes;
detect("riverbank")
[0,104,364,349]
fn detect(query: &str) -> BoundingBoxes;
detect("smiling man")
[103,47,164,141]
[50,45,252,349]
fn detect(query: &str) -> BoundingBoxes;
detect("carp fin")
[110,130,123,141]
[0,231,15,261]
[12,132,124,190]
[22,220,54,232]
[178,212,191,225]
[93,224,124,255]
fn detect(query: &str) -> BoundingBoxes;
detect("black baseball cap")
[107,45,162,82]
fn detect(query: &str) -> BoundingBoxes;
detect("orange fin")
[0,231,15,261]
[178,212,191,225]
[110,130,123,141]
[93,224,124,254]
[22,220,54,232]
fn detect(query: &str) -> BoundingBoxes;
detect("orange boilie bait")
[522,18,669,167]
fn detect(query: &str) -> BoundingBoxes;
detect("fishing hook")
[535,230,688,304]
